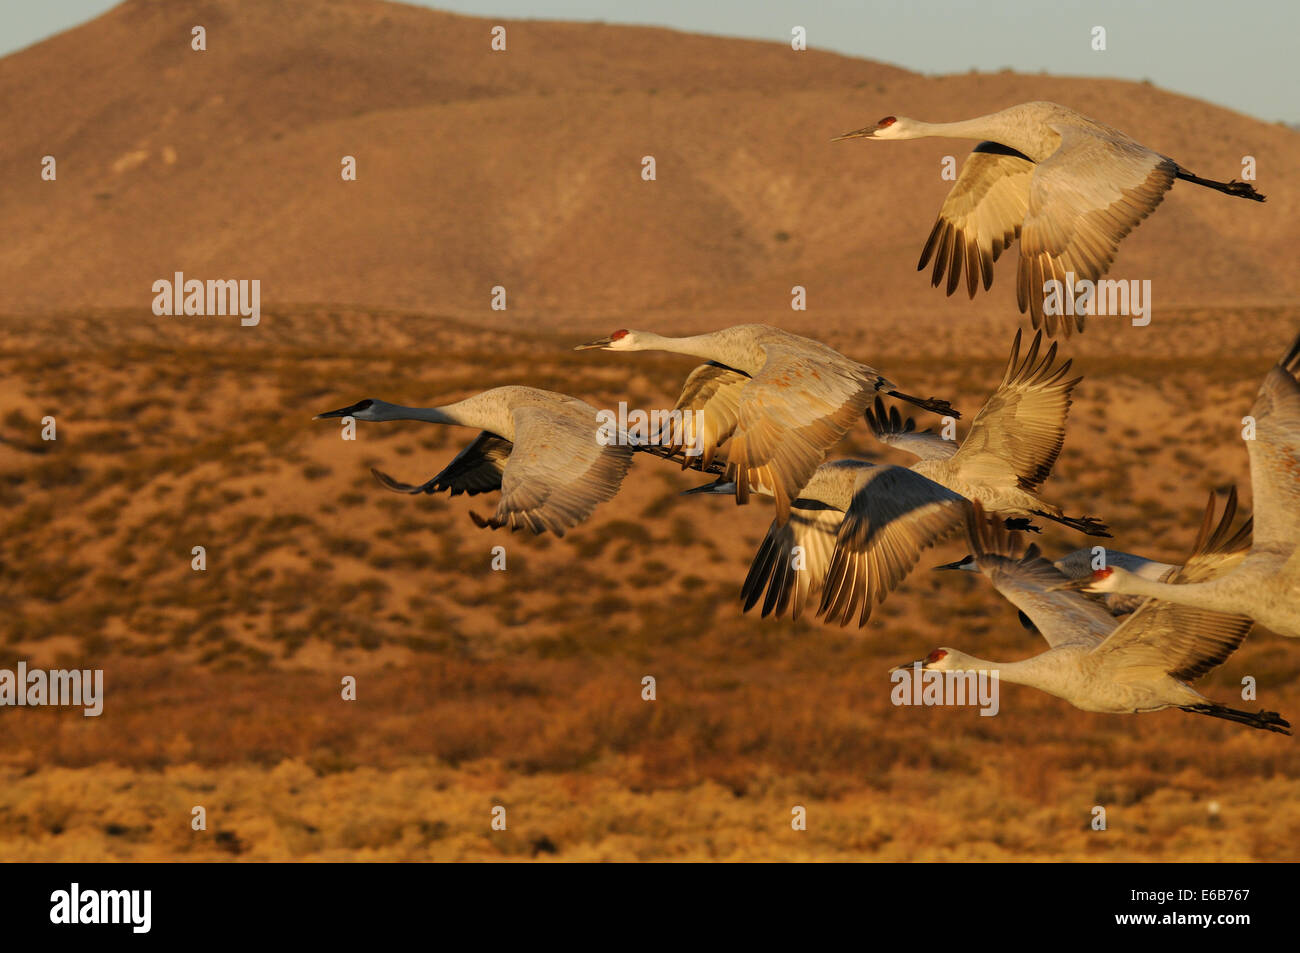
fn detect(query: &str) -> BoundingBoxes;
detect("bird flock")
[317,101,1295,735]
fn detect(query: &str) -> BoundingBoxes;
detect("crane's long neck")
[897,110,1052,161]
[903,116,1011,141]
[377,401,502,434]
[1104,571,1237,613]
[632,331,754,370]
[376,404,458,424]
[940,650,1061,695]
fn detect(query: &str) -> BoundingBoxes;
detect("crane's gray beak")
[831,126,876,142]
[681,480,736,496]
[888,658,924,674]
[932,557,970,571]
[574,336,613,351]
[313,404,356,420]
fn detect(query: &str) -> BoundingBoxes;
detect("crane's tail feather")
[1181,704,1291,735]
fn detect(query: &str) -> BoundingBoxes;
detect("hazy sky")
[3,0,1295,122]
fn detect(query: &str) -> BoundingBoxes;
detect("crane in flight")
[1060,332,1300,638]
[865,329,1108,537]
[686,329,1106,628]
[896,500,1289,734]
[575,324,957,523]
[834,101,1266,336]
[314,388,634,536]
[937,546,1179,616]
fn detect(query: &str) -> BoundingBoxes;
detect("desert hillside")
[0,0,1295,349]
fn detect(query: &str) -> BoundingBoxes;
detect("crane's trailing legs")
[1029,509,1111,538]
[1180,704,1291,735]
[884,388,958,416]
[1175,168,1266,202]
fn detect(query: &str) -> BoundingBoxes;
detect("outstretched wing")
[723,344,878,524]
[1016,126,1176,337]
[949,329,1081,492]
[659,362,748,469]
[1090,489,1254,682]
[865,396,958,461]
[476,404,634,536]
[817,465,968,627]
[966,501,1115,648]
[918,141,1034,299]
[1246,333,1300,547]
[741,501,844,622]
[371,431,512,496]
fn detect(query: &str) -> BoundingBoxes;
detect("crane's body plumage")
[836,101,1265,337]
[576,324,958,524]
[316,386,634,536]
[868,329,1107,536]
[908,501,1289,732]
[1069,334,1300,638]
[692,329,1105,629]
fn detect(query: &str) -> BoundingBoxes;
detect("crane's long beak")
[888,658,925,674]
[831,126,876,142]
[574,336,613,351]
[313,405,354,420]
[932,558,970,571]
[681,480,737,496]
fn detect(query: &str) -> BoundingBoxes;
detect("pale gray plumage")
[690,460,967,627]
[938,546,1180,616]
[835,101,1266,337]
[693,328,1106,629]
[575,324,958,524]
[867,329,1108,537]
[315,387,633,537]
[1067,333,1300,638]
[900,500,1288,733]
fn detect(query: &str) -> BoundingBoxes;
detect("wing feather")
[817,466,968,627]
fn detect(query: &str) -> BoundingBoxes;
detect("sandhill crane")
[575,324,958,523]
[1061,333,1300,638]
[688,329,1106,628]
[834,101,1266,337]
[686,460,967,625]
[313,387,633,536]
[936,547,1179,615]
[866,329,1108,537]
[896,500,1289,734]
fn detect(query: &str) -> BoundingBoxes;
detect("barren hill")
[1,0,1295,354]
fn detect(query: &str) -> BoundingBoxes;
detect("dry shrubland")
[1,307,1297,861]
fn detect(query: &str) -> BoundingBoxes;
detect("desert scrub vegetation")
[2,309,1298,860]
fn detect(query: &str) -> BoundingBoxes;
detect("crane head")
[832,115,909,141]
[574,328,638,351]
[890,647,954,673]
[1049,567,1119,593]
[314,398,387,421]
